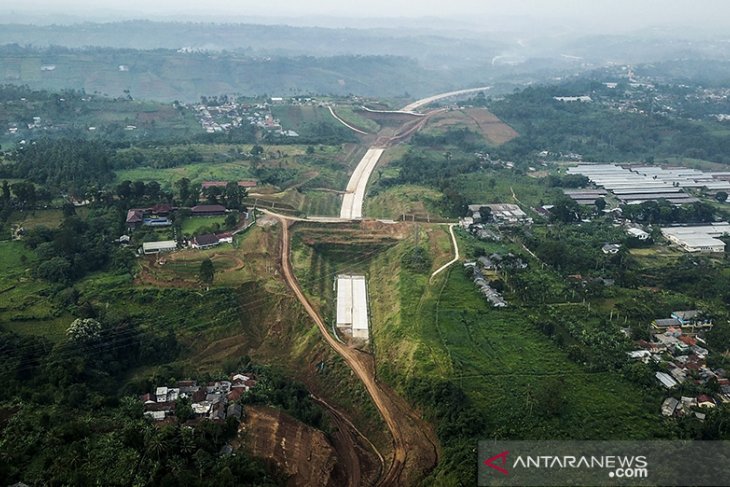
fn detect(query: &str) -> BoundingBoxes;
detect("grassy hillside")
[290,221,672,484]
[0,45,476,102]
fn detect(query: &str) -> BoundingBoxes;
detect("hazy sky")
[8,0,730,32]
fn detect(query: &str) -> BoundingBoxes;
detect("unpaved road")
[275,215,438,486]
[430,224,459,282]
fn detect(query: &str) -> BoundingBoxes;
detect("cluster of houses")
[462,253,525,308]
[141,373,257,424]
[463,203,533,227]
[627,310,729,418]
[192,99,298,137]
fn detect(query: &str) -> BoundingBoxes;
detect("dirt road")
[275,215,438,486]
[430,224,459,283]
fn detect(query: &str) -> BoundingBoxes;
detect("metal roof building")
[661,224,730,253]
[142,240,177,255]
[336,274,369,341]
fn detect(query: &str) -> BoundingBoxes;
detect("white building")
[627,227,650,240]
[336,274,369,341]
[142,240,177,255]
[661,224,729,253]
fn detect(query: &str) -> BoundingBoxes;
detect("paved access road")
[340,148,385,220]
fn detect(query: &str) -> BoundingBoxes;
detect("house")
[656,371,678,389]
[681,396,697,409]
[671,310,713,330]
[144,411,166,421]
[627,350,652,363]
[191,205,226,216]
[627,227,651,240]
[602,243,621,254]
[227,388,245,403]
[217,232,234,244]
[140,393,155,404]
[191,234,221,249]
[227,403,243,420]
[126,209,144,228]
[652,318,682,330]
[149,203,173,215]
[661,397,680,417]
[468,203,532,225]
[155,387,179,402]
[192,402,212,416]
[698,395,716,408]
[142,240,177,255]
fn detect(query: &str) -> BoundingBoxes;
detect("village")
[192,96,311,137]
[140,372,257,424]
[628,310,730,419]
[457,179,730,421]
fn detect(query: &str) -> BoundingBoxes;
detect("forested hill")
[0,45,481,101]
[0,21,505,65]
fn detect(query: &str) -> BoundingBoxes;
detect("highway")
[401,85,492,112]
[337,87,491,222]
[340,148,385,220]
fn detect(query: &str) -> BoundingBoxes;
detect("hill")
[0,45,486,102]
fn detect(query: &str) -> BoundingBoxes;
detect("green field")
[365,184,445,219]
[271,105,346,134]
[180,215,228,235]
[298,191,342,217]
[0,240,72,341]
[332,106,380,133]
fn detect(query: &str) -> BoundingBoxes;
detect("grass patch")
[365,184,445,219]
[180,215,228,235]
[332,106,380,133]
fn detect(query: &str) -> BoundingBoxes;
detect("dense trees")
[621,200,715,224]
[7,138,114,192]
[25,207,124,284]
[490,84,730,163]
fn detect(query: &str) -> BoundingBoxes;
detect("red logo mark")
[484,451,510,476]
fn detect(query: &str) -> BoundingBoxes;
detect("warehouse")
[142,240,177,255]
[661,224,730,253]
[336,274,370,341]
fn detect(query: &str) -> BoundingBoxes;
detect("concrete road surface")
[340,148,384,220]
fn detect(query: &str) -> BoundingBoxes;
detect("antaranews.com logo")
[478,441,730,486]
[484,450,648,480]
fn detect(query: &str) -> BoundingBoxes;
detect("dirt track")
[275,216,438,486]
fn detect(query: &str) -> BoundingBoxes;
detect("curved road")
[338,87,490,222]
[401,85,492,112]
[327,105,370,135]
[275,215,438,486]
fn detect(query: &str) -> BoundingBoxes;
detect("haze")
[7,0,730,33]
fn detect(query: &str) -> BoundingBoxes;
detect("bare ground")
[276,216,439,486]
